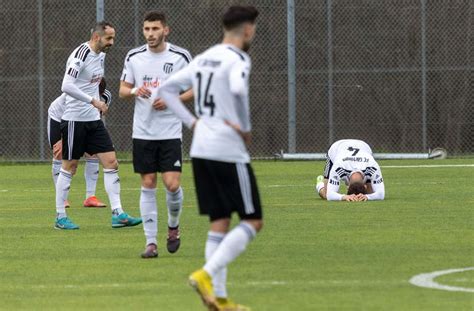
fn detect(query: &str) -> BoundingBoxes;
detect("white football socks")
[204,222,257,278]
[140,187,157,246]
[103,168,123,215]
[166,187,183,228]
[205,231,227,298]
[316,182,325,194]
[55,168,72,218]
[85,158,99,198]
[52,159,62,186]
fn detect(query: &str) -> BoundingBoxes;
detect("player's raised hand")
[224,120,252,145]
[135,86,152,98]
[91,98,108,114]
[152,98,167,110]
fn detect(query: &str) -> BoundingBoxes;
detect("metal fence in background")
[1,0,473,161]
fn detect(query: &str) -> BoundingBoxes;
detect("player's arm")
[366,170,385,201]
[326,165,357,202]
[118,57,151,100]
[61,58,107,113]
[225,60,252,144]
[159,65,197,129]
[101,89,112,106]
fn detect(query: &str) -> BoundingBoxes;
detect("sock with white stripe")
[103,168,123,215]
[205,231,228,298]
[140,187,157,246]
[52,159,62,186]
[166,187,183,228]
[203,222,257,278]
[85,158,99,198]
[55,169,72,218]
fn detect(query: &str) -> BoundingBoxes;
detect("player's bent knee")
[244,219,263,232]
[166,182,180,193]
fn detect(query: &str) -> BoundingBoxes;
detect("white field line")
[382,164,474,168]
[1,279,408,290]
[409,267,474,293]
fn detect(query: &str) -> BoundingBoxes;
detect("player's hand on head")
[152,98,167,110]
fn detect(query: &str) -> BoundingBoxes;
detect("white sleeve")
[326,165,344,201]
[159,65,196,129]
[367,166,385,200]
[229,61,250,97]
[229,61,251,132]
[121,56,135,85]
[101,89,112,106]
[61,58,93,103]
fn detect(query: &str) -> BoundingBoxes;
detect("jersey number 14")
[196,72,216,116]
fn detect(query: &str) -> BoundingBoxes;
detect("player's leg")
[132,139,160,258]
[83,153,106,208]
[158,138,184,254]
[140,172,158,258]
[201,162,263,310]
[48,117,70,208]
[54,120,83,230]
[88,120,141,228]
[188,158,232,310]
[316,155,333,199]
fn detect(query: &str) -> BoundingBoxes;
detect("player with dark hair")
[316,139,385,201]
[48,78,111,209]
[119,11,193,258]
[160,5,260,310]
[54,21,141,230]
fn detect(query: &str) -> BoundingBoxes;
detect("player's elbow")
[118,87,128,99]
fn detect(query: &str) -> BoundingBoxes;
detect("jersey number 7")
[196,72,216,116]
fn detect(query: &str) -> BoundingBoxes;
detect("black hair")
[93,21,114,35]
[143,11,167,25]
[347,181,367,195]
[222,6,259,30]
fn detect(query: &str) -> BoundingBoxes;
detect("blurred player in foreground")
[160,5,261,311]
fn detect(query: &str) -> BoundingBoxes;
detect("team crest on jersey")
[163,62,174,74]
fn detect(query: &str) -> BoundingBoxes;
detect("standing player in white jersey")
[316,139,385,201]
[48,78,111,209]
[160,6,261,310]
[54,21,141,230]
[119,11,193,258]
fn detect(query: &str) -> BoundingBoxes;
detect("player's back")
[328,139,372,161]
[332,150,380,183]
[189,44,252,163]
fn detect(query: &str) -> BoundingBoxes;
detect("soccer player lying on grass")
[48,78,111,208]
[316,139,385,201]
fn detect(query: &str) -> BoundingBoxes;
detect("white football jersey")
[326,149,385,201]
[159,44,252,163]
[121,43,191,140]
[48,94,67,122]
[327,139,373,162]
[48,91,112,122]
[61,42,105,122]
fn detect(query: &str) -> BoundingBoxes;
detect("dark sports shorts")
[323,153,333,179]
[61,119,114,160]
[47,117,61,149]
[133,138,182,174]
[192,158,262,222]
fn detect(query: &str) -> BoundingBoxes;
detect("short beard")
[242,42,251,52]
[149,34,165,48]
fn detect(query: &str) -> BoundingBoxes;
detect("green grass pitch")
[0,159,473,310]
